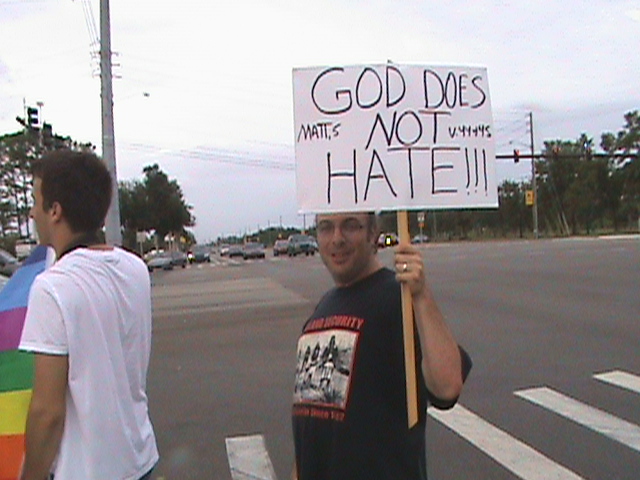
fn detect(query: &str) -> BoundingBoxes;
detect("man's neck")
[55,231,103,259]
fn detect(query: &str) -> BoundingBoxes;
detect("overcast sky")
[1,0,638,242]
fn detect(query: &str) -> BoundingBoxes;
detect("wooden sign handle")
[397,210,418,428]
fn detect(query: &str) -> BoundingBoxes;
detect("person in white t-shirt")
[19,150,159,480]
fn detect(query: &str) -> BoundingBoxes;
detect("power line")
[79,0,99,47]
[120,142,296,171]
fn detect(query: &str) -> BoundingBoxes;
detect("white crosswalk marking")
[594,370,640,395]
[221,370,638,480]
[226,434,278,480]
[515,387,640,453]
[428,404,584,480]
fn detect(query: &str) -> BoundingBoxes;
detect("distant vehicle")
[411,234,430,244]
[15,239,37,260]
[242,242,266,260]
[273,239,289,256]
[0,248,20,277]
[219,244,230,256]
[377,233,398,248]
[188,244,211,263]
[146,252,174,271]
[287,234,317,257]
[143,249,161,261]
[170,250,188,268]
[228,244,244,258]
[146,250,187,271]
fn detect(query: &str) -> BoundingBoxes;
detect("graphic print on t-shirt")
[293,316,362,410]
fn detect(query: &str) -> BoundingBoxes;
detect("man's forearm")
[412,289,463,401]
[21,400,65,480]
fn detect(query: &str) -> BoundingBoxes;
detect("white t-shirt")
[20,247,159,480]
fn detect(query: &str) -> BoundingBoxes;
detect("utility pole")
[529,112,539,239]
[100,0,122,245]
[431,211,437,240]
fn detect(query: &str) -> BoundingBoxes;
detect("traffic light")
[27,107,39,129]
[42,123,53,149]
[513,149,520,163]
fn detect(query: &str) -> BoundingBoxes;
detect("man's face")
[316,213,377,287]
[30,178,53,245]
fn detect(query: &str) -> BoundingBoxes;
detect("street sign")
[526,190,534,206]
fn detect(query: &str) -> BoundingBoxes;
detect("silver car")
[146,252,174,271]
[242,242,266,260]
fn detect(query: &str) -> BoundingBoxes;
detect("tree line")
[371,111,639,240]
[0,111,638,255]
[0,126,193,254]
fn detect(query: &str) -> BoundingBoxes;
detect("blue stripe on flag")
[0,246,53,312]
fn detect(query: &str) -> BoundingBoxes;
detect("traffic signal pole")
[100,0,122,245]
[529,112,539,239]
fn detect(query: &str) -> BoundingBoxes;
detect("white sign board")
[292,64,498,213]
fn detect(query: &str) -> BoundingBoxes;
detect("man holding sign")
[291,211,469,480]
[292,64,487,479]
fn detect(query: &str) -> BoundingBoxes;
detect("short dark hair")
[31,150,112,234]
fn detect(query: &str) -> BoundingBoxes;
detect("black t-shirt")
[292,268,429,480]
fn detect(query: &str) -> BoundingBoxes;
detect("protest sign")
[293,64,498,213]
[293,64,497,427]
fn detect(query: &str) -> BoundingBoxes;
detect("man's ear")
[49,201,64,223]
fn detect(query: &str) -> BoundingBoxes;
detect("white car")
[411,234,429,244]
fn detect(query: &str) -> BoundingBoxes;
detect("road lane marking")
[594,370,640,395]
[226,434,277,480]
[428,404,584,480]
[598,234,640,241]
[151,277,308,316]
[515,387,640,453]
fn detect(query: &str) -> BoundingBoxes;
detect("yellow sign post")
[526,190,535,206]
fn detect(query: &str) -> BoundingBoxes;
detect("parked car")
[219,244,230,256]
[273,239,289,256]
[287,234,317,256]
[411,234,430,244]
[242,242,266,260]
[188,244,211,263]
[228,244,244,258]
[0,248,20,277]
[377,232,399,248]
[146,251,174,271]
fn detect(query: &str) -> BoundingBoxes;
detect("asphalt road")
[146,236,640,480]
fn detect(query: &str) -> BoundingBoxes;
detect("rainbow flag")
[0,246,55,480]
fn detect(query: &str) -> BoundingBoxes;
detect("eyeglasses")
[316,218,366,238]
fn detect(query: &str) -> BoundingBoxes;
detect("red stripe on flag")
[0,434,24,479]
